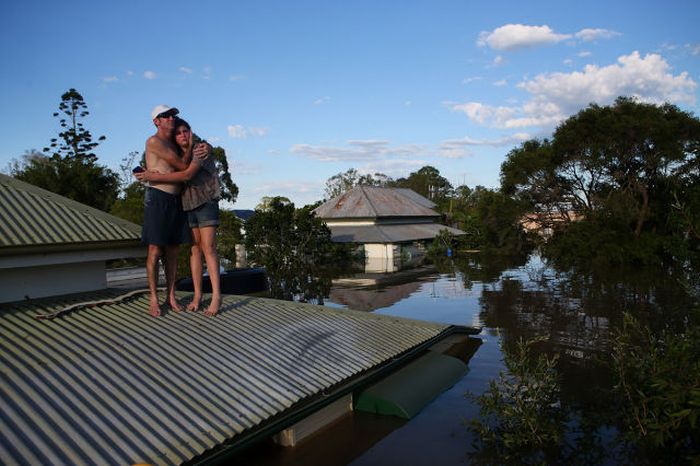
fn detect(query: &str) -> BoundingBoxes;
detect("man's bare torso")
[145,135,182,195]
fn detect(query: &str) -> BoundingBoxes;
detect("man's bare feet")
[204,296,221,317]
[169,297,183,313]
[149,299,161,317]
[185,300,200,312]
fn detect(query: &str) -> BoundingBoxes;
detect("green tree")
[390,165,453,208]
[611,312,700,463]
[256,195,292,211]
[500,97,700,266]
[244,197,334,302]
[217,209,243,268]
[468,338,567,464]
[11,89,118,211]
[553,97,700,239]
[110,182,145,225]
[12,152,119,212]
[449,185,531,253]
[210,146,238,203]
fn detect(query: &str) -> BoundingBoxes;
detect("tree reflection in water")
[450,252,699,464]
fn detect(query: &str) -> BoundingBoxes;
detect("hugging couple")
[135,105,222,318]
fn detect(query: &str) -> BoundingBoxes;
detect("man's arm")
[137,160,202,183]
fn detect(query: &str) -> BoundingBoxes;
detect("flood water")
[327,253,696,465]
[236,252,696,465]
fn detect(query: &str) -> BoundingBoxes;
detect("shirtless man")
[141,105,207,317]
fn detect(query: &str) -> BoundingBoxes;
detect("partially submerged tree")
[500,97,700,265]
[244,197,335,302]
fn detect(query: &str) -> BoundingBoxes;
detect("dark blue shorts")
[141,188,191,246]
[187,200,220,228]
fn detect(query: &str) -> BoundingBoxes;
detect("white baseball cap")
[151,104,179,120]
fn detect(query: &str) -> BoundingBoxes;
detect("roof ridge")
[359,185,379,217]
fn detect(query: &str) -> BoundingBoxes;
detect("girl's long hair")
[172,117,194,159]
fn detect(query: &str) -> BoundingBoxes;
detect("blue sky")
[1,0,698,209]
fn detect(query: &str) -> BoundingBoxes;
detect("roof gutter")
[0,240,143,257]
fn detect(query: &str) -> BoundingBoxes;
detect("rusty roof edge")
[189,324,481,466]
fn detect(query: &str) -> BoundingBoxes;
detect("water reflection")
[330,268,437,312]
[325,252,698,465]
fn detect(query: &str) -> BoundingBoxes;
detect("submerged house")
[314,186,465,272]
[0,175,481,465]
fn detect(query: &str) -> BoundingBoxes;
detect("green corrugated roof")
[0,290,455,465]
[0,174,141,253]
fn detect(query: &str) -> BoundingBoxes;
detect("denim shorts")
[187,200,220,228]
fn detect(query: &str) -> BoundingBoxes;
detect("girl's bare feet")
[204,296,221,317]
[185,300,200,312]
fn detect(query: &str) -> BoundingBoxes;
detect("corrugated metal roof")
[0,290,449,465]
[0,174,141,252]
[328,223,466,243]
[313,187,439,219]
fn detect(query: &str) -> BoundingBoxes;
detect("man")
[141,105,207,317]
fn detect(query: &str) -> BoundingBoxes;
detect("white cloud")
[251,180,319,195]
[439,133,530,158]
[449,51,697,130]
[359,159,426,178]
[443,133,530,147]
[478,24,570,51]
[202,66,212,80]
[229,74,246,81]
[578,51,592,58]
[574,28,620,42]
[314,96,330,105]
[291,140,429,162]
[179,67,193,74]
[463,76,483,84]
[102,76,118,83]
[519,51,697,111]
[143,71,157,80]
[493,79,508,87]
[563,59,574,66]
[687,43,700,56]
[248,127,268,137]
[492,55,505,67]
[447,101,517,126]
[227,125,268,139]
